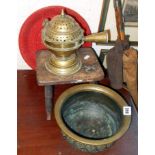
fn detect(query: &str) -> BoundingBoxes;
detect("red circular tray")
[18,6,92,69]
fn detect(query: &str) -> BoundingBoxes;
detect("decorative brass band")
[45,53,82,75]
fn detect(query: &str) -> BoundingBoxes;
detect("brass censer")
[42,10,109,75]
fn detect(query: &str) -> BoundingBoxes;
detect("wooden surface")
[17,70,137,155]
[36,48,104,85]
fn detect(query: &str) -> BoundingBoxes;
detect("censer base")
[45,53,82,76]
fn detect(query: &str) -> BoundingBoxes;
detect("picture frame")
[122,0,138,27]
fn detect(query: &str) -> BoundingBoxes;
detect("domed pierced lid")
[42,9,84,52]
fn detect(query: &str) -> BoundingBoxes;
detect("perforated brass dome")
[42,10,84,52]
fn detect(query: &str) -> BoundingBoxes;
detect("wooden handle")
[114,0,125,41]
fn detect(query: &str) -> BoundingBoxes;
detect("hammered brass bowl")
[54,84,131,152]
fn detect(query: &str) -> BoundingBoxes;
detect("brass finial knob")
[61,9,65,16]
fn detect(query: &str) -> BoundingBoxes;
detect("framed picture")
[122,0,138,27]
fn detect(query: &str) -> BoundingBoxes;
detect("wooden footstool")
[36,48,104,120]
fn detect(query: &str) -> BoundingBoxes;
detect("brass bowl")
[54,84,131,152]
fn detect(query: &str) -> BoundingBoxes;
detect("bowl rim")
[54,84,131,146]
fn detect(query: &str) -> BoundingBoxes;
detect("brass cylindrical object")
[84,31,109,43]
[54,84,131,152]
[42,10,109,75]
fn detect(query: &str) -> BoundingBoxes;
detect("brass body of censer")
[42,10,109,76]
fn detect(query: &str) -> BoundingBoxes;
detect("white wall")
[17,0,138,69]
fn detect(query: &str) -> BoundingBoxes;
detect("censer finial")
[61,9,65,16]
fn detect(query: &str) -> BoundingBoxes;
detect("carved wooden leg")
[45,85,53,120]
